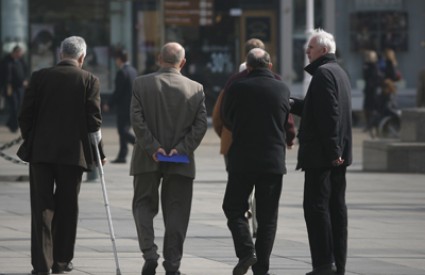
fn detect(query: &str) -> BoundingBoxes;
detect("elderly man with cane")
[18,36,105,275]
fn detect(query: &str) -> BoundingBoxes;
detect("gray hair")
[60,36,87,59]
[161,42,185,65]
[308,28,336,54]
[246,48,271,69]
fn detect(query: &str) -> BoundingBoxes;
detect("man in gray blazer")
[130,42,207,275]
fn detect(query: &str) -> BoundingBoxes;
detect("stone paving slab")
[1,117,425,275]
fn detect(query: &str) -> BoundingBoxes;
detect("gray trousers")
[132,172,193,272]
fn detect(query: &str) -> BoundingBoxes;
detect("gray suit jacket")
[130,67,207,178]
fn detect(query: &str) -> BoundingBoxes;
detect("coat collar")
[57,59,80,67]
[247,68,275,78]
[304,53,337,75]
[158,67,181,75]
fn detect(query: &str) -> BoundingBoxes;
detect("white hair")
[60,36,87,59]
[308,28,336,54]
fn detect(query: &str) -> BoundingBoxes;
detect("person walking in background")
[130,42,207,275]
[222,48,291,275]
[103,49,137,163]
[382,48,401,82]
[0,45,28,133]
[290,29,352,275]
[362,50,381,131]
[18,36,105,275]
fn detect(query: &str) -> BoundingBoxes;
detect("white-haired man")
[19,36,105,275]
[290,29,352,275]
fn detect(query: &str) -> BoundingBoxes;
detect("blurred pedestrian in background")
[362,50,381,131]
[0,45,28,133]
[130,42,207,275]
[103,49,137,163]
[381,48,401,82]
[222,48,291,275]
[18,36,105,275]
[290,29,352,275]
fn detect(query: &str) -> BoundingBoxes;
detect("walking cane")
[90,134,122,275]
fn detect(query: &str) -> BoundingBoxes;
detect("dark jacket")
[0,54,28,92]
[18,59,103,170]
[222,68,291,174]
[108,63,137,119]
[291,54,352,170]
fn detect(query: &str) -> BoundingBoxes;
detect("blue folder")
[157,153,190,164]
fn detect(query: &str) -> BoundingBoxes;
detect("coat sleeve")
[290,97,304,116]
[174,88,208,155]
[130,80,162,156]
[312,69,341,161]
[212,89,224,137]
[18,71,39,140]
[85,75,102,133]
[285,113,296,146]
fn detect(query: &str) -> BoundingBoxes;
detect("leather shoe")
[52,262,73,273]
[111,158,126,164]
[165,272,183,275]
[31,270,49,275]
[233,254,257,275]
[142,260,158,275]
[306,267,335,275]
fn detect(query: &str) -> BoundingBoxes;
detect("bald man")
[130,42,207,275]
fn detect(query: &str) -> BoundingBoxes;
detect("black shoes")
[233,254,257,275]
[142,260,158,275]
[31,270,49,275]
[165,272,182,275]
[111,158,126,164]
[52,262,73,274]
[306,268,335,275]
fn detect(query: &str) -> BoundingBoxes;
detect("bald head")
[246,48,271,70]
[160,42,186,68]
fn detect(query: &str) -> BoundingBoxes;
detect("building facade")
[1,0,424,114]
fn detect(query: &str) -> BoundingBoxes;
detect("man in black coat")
[290,29,352,275]
[18,36,105,275]
[222,48,291,275]
[103,49,137,163]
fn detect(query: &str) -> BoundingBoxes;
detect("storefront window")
[29,0,111,92]
[350,11,408,52]
[134,0,236,115]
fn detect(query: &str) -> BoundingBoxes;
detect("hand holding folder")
[156,152,190,164]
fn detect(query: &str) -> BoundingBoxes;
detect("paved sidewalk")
[1,116,425,275]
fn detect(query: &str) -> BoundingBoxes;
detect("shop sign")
[164,0,214,26]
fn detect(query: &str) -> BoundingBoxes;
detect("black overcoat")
[222,68,291,174]
[291,54,352,169]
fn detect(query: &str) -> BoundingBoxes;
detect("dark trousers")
[5,87,23,132]
[223,172,283,275]
[303,166,348,274]
[132,172,193,272]
[30,163,83,272]
[116,115,135,160]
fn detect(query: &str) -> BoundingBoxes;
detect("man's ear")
[268,63,273,70]
[77,54,85,67]
[179,58,186,69]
